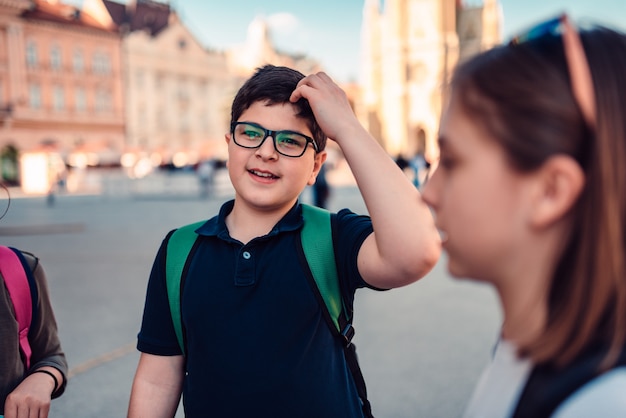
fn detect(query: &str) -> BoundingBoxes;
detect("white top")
[463,339,626,418]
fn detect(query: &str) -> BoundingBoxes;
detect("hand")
[4,372,55,418]
[290,72,364,144]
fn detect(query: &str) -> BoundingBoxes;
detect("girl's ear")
[529,155,585,229]
[308,151,328,186]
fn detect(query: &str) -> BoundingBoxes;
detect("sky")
[68,0,626,83]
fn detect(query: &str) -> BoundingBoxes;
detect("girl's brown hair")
[450,26,626,369]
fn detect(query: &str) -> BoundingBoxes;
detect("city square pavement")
[0,169,501,418]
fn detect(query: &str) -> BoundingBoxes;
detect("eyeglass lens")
[233,123,311,157]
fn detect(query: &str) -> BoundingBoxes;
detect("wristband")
[30,369,59,395]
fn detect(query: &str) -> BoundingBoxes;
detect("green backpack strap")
[165,221,205,355]
[301,204,352,342]
[301,205,371,416]
[165,206,353,353]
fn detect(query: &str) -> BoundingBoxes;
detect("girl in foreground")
[422,15,626,417]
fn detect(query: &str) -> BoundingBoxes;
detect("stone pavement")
[0,169,501,418]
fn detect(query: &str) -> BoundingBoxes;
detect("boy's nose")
[256,135,278,158]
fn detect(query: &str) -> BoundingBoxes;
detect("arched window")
[50,45,62,71]
[73,48,84,73]
[26,40,38,68]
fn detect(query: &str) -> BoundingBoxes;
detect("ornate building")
[85,0,323,167]
[0,0,325,188]
[86,0,235,167]
[359,0,501,161]
[0,0,125,168]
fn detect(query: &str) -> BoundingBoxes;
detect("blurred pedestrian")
[196,159,215,199]
[409,152,427,189]
[312,162,330,208]
[422,15,626,417]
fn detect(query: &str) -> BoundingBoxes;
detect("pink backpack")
[0,246,35,369]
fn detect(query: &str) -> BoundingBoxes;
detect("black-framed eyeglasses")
[509,14,596,129]
[231,121,319,158]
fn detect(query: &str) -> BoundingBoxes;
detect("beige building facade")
[90,0,323,168]
[359,0,501,161]
[87,0,236,167]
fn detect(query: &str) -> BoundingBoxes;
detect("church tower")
[359,0,501,161]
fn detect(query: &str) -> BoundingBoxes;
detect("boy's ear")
[308,151,328,186]
[529,155,585,229]
[225,132,232,144]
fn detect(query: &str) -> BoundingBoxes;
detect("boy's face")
[225,101,326,213]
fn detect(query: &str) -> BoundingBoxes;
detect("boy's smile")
[248,168,280,182]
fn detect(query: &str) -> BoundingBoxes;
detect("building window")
[26,41,38,69]
[75,87,86,112]
[53,86,65,110]
[29,84,41,109]
[50,45,62,71]
[95,88,111,112]
[138,106,146,136]
[179,112,190,133]
[92,52,111,75]
[73,49,84,73]
[199,110,208,134]
[177,77,190,103]
[198,80,208,99]
[156,108,165,130]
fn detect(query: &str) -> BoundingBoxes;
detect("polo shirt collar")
[195,199,304,240]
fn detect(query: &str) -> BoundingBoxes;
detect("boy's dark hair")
[230,65,327,152]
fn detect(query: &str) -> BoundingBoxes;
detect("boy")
[128,65,440,417]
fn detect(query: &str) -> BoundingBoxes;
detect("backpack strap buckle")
[341,323,355,347]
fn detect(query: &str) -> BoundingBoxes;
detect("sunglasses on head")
[510,14,596,129]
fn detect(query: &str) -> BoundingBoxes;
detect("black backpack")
[513,343,626,417]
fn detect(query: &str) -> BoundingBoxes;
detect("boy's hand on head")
[290,72,363,144]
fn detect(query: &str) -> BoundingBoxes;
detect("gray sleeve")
[23,252,68,398]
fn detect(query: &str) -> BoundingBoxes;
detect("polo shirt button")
[242,251,251,260]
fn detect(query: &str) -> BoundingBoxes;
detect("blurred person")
[1,186,68,418]
[311,161,330,208]
[422,15,626,417]
[196,158,216,199]
[128,65,440,418]
[409,152,428,189]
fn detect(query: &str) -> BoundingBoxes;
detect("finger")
[296,73,316,87]
[38,403,50,418]
[290,83,316,103]
[289,86,303,102]
[4,396,16,418]
[315,71,333,83]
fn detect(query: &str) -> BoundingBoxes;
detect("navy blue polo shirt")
[137,200,374,417]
